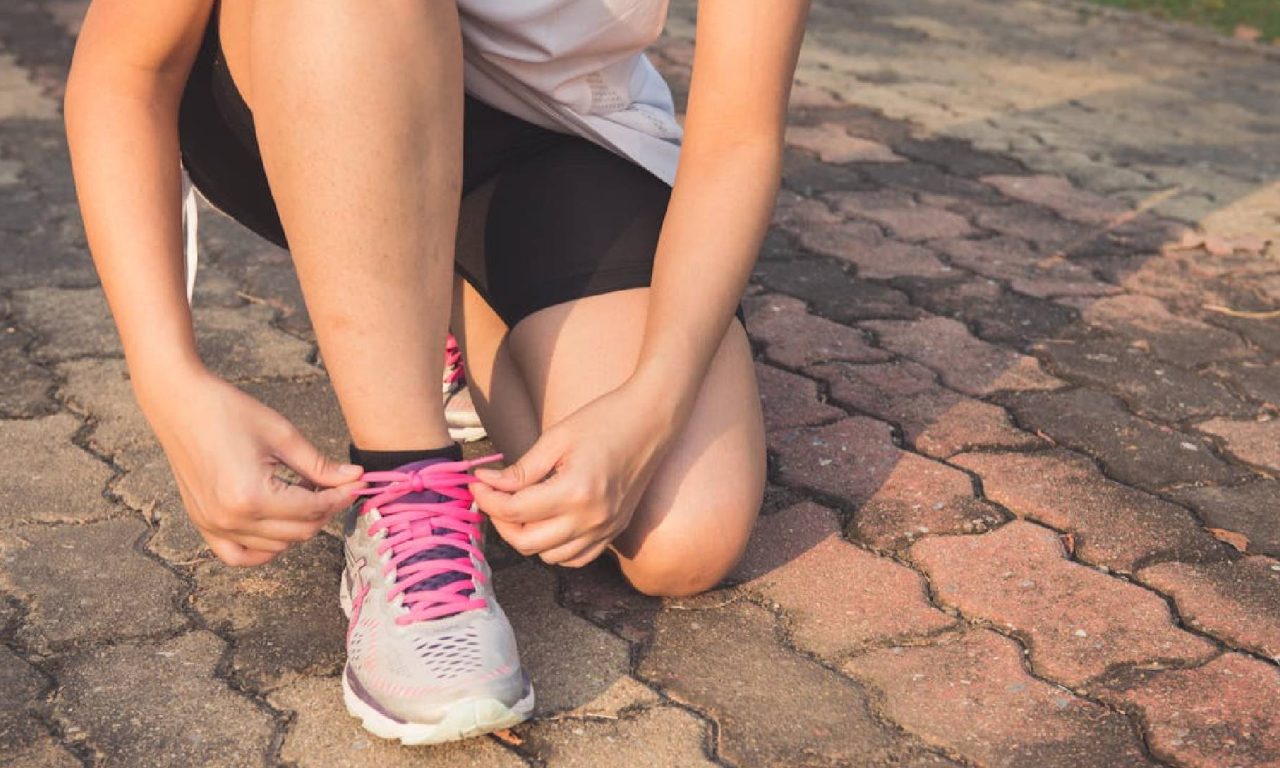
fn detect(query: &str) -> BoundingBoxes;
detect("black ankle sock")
[348,442,463,474]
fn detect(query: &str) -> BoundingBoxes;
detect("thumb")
[473,431,562,492]
[269,422,363,488]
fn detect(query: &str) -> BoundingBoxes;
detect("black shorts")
[177,3,712,329]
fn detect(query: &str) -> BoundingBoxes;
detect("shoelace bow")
[444,334,465,388]
[354,454,501,624]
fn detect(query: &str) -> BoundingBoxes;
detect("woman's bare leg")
[219,0,463,450]
[453,283,766,597]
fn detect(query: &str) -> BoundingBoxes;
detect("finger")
[260,481,362,524]
[553,540,612,569]
[471,479,567,525]
[471,430,565,492]
[241,519,324,544]
[268,421,363,488]
[225,532,292,556]
[500,515,579,557]
[206,536,278,567]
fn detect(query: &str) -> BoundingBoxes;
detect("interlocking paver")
[863,315,1063,396]
[517,706,716,768]
[733,502,956,660]
[771,416,1001,549]
[56,358,154,467]
[1003,388,1251,490]
[54,631,276,767]
[934,236,1118,299]
[1212,360,1280,408]
[755,363,843,432]
[0,319,55,418]
[1166,481,1280,559]
[0,518,187,652]
[911,521,1217,688]
[192,535,345,693]
[830,189,974,242]
[744,293,889,369]
[845,630,1158,768]
[0,413,116,527]
[494,562,632,717]
[951,449,1227,573]
[637,599,931,767]
[893,275,1080,349]
[268,676,524,768]
[1099,654,1280,768]
[1138,556,1280,660]
[971,202,1095,252]
[0,644,49,754]
[807,359,1043,458]
[0,736,81,768]
[1196,417,1280,474]
[786,122,904,164]
[981,174,1131,225]
[1081,294,1251,368]
[1035,334,1252,423]
[751,257,920,324]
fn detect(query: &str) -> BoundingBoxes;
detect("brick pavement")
[2,0,1279,765]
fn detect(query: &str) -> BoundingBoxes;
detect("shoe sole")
[338,568,533,745]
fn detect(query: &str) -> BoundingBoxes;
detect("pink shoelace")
[354,454,502,624]
[444,333,465,389]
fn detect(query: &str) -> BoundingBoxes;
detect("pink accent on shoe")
[354,454,502,624]
[444,333,465,389]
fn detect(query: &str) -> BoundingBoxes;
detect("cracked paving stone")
[933,236,1119,299]
[495,562,631,717]
[830,189,974,242]
[1197,417,1280,474]
[556,558,663,645]
[893,275,1079,349]
[15,287,316,378]
[807,360,1043,458]
[744,293,889,369]
[863,315,1063,396]
[845,629,1158,768]
[57,358,154,468]
[192,535,345,693]
[54,631,276,768]
[771,416,1003,550]
[0,736,81,768]
[751,257,921,324]
[517,705,716,768]
[981,174,1131,225]
[910,521,1217,688]
[732,502,956,660]
[267,676,523,768]
[1,518,187,652]
[1137,556,1280,660]
[755,363,843,432]
[1166,481,1280,559]
[1099,654,1280,768]
[637,599,928,767]
[0,413,117,527]
[115,452,206,562]
[1080,294,1250,368]
[240,378,351,467]
[1034,334,1252,423]
[1211,361,1280,409]
[1002,388,1251,490]
[951,449,1228,573]
[0,321,56,417]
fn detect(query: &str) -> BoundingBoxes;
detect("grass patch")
[1087,0,1280,42]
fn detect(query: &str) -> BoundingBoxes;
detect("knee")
[617,509,756,599]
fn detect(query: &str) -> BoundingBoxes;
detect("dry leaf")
[1059,532,1076,556]
[1207,527,1249,552]
[492,728,524,746]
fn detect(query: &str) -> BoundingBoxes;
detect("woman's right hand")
[138,366,365,567]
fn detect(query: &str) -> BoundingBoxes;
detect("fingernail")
[473,468,497,481]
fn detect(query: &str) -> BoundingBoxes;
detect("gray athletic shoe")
[444,333,487,443]
[339,455,532,744]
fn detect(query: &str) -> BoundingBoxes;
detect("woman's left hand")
[470,382,678,567]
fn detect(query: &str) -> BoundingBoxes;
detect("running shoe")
[443,333,487,443]
[339,454,533,744]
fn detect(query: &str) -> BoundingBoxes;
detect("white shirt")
[457,0,683,185]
